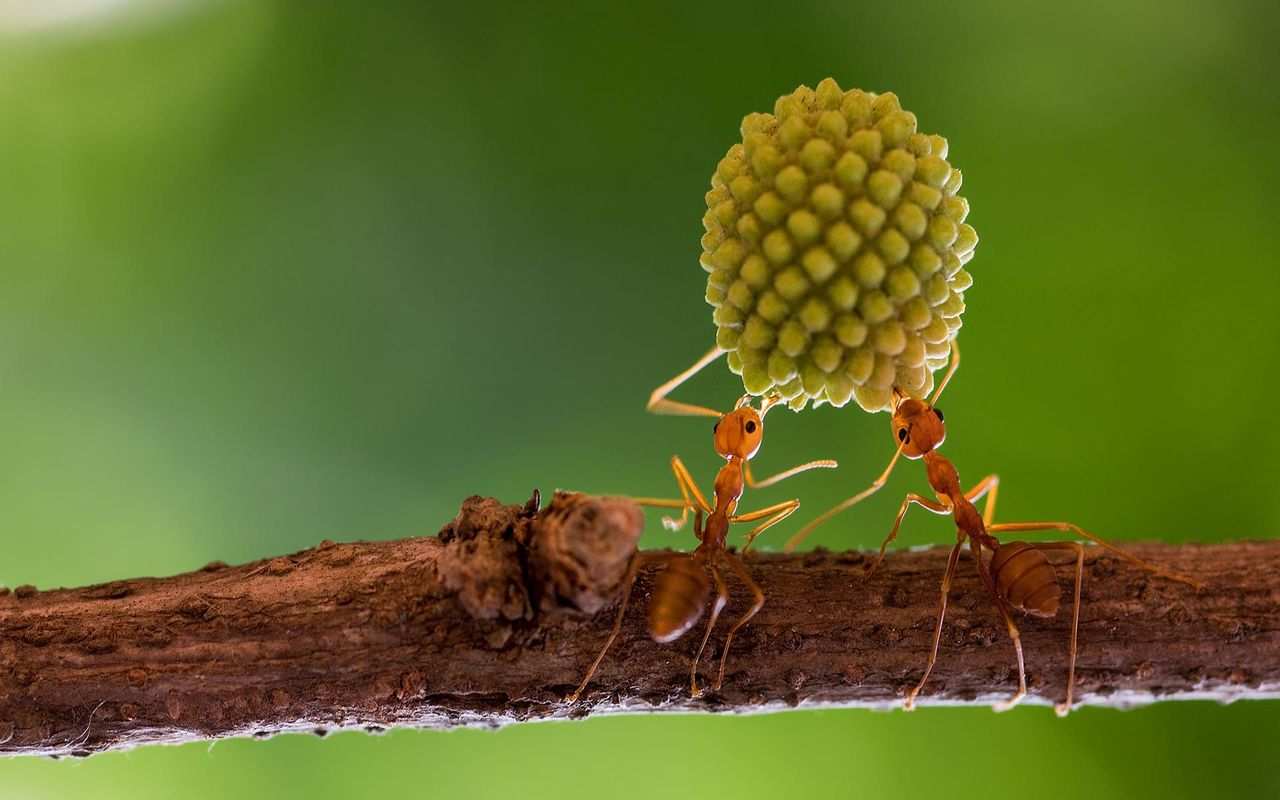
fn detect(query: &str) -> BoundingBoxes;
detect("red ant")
[786,340,1203,714]
[569,386,835,701]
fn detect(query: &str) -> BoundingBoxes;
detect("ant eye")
[712,421,720,434]
[934,408,944,422]
[897,428,908,442]
[745,421,757,434]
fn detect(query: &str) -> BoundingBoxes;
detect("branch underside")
[1,492,1275,757]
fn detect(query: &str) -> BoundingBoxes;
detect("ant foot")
[662,516,687,532]
[1157,568,1203,592]
[903,695,918,712]
[1053,702,1071,717]
[993,690,1025,713]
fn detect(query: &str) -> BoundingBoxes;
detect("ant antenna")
[929,338,960,406]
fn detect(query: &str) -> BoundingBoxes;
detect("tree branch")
[1,491,1274,757]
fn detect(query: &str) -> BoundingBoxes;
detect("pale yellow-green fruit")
[702,78,975,412]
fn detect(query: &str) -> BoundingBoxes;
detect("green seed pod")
[702,78,975,411]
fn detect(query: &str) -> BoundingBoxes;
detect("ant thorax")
[924,451,962,498]
[713,460,745,507]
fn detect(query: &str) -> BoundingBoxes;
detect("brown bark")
[1,491,1275,757]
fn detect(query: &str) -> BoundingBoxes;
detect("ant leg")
[715,552,765,691]
[904,540,964,711]
[666,455,713,532]
[729,499,800,553]
[569,551,676,702]
[987,522,1203,590]
[964,474,1000,527]
[632,498,690,510]
[690,562,729,698]
[744,458,839,490]
[632,455,713,533]
[630,497,699,537]
[646,347,725,418]
[969,540,1028,711]
[1031,541,1085,716]
[865,493,951,579]
[784,445,905,552]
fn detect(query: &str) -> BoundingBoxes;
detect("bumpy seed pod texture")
[702,78,976,412]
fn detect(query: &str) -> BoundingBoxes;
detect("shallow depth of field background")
[2,0,1279,797]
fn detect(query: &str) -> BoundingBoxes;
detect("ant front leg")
[904,540,964,711]
[569,551,679,703]
[986,521,1203,591]
[784,444,905,552]
[729,499,800,553]
[689,561,729,698]
[865,494,951,579]
[1031,541,1085,716]
[714,552,765,691]
[645,347,725,418]
[632,455,713,533]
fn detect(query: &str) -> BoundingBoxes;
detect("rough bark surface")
[1,491,1275,757]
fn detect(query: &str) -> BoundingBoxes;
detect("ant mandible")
[785,339,1203,714]
[569,386,836,701]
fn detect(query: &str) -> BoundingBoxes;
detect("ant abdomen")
[990,540,1060,618]
[649,556,710,643]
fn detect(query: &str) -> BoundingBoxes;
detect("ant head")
[891,388,946,459]
[712,395,778,460]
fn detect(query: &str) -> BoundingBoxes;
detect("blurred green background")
[2,0,1278,796]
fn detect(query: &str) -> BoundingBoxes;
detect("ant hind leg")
[569,551,676,703]
[905,541,964,711]
[1031,541,1085,716]
[714,552,765,692]
[987,521,1202,591]
[970,540,1028,712]
[690,562,729,698]
[964,474,1000,527]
